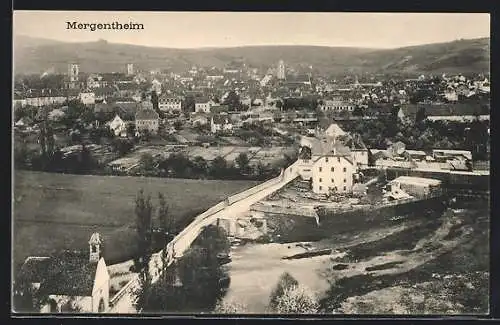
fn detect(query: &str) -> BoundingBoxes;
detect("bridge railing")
[109,160,301,311]
[109,273,139,309]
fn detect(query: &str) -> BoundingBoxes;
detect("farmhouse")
[16,233,110,313]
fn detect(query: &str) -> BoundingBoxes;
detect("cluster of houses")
[295,122,476,196]
[14,61,490,136]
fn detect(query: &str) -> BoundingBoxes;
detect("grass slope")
[13,170,259,269]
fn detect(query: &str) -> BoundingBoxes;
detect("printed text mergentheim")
[66,21,144,32]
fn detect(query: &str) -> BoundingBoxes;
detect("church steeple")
[89,232,102,263]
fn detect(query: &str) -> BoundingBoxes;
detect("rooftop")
[391,176,442,187]
[18,251,99,297]
[136,109,159,120]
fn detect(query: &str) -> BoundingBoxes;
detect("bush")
[272,284,319,314]
[269,272,299,310]
[213,299,247,314]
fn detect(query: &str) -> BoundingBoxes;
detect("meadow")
[13,170,259,269]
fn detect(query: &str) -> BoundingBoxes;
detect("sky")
[13,11,490,49]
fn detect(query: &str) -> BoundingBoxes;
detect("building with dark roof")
[398,102,489,122]
[135,107,160,134]
[16,233,110,313]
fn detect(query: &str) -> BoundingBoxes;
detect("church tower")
[89,232,102,263]
[277,60,286,80]
[127,63,134,75]
[68,63,79,82]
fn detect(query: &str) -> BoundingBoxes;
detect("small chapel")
[16,232,110,313]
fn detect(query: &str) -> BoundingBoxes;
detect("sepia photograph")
[12,11,490,315]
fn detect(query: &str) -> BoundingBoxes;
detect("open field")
[13,170,259,269]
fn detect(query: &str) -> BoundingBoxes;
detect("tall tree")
[140,153,156,173]
[415,105,427,124]
[235,152,250,175]
[133,260,153,312]
[157,192,172,237]
[135,189,154,271]
[150,90,164,119]
[224,90,242,111]
[210,156,228,178]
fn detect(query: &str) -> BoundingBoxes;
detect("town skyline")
[14,11,490,49]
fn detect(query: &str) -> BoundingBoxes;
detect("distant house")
[206,74,224,81]
[24,89,67,107]
[398,103,489,123]
[320,97,355,112]
[195,98,215,113]
[432,149,472,161]
[79,91,96,106]
[87,74,108,89]
[16,233,110,313]
[210,104,230,114]
[116,82,139,98]
[48,108,66,122]
[158,96,182,113]
[211,114,233,134]
[443,89,458,102]
[241,96,252,107]
[135,108,159,135]
[94,87,117,101]
[191,114,209,126]
[324,123,347,138]
[107,115,127,137]
[15,117,31,128]
[151,79,162,95]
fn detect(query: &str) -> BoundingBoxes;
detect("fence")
[226,174,283,205]
[109,273,139,308]
[251,205,318,218]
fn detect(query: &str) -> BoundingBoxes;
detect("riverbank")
[221,198,489,314]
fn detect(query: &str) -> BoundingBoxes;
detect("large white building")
[297,136,357,195]
[295,123,370,194]
[320,97,355,112]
